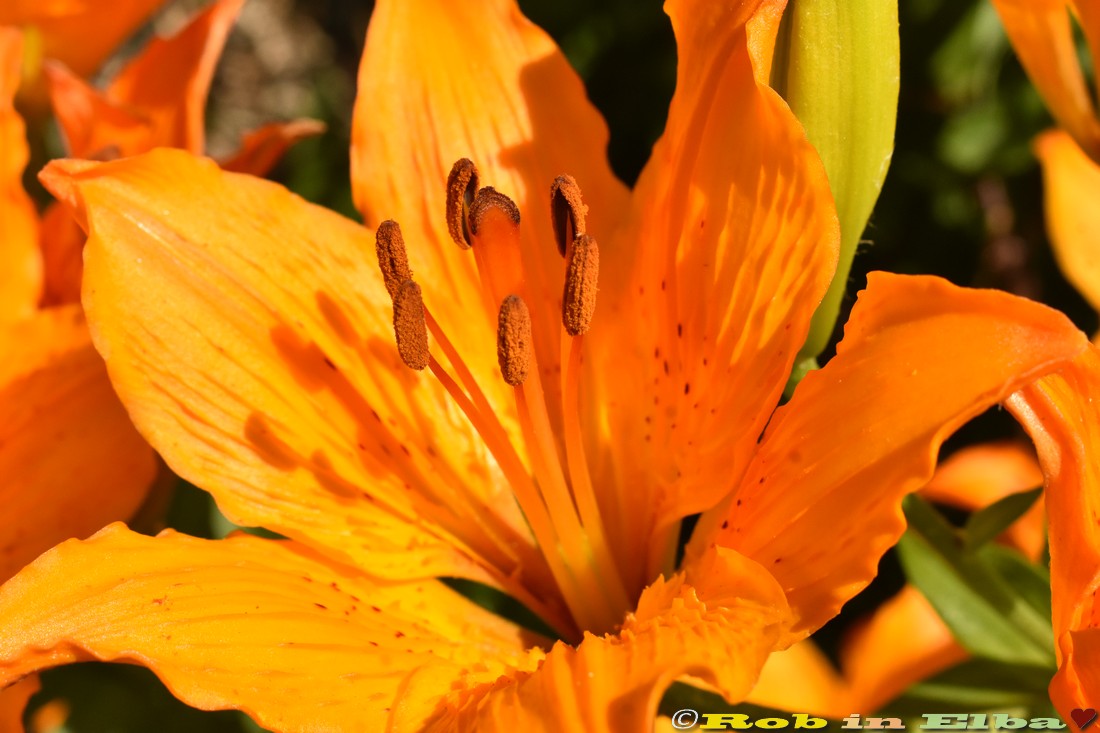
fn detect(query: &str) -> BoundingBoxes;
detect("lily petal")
[37,200,85,307]
[1035,129,1100,314]
[0,675,38,732]
[841,586,967,712]
[218,119,327,177]
[0,524,538,733]
[593,0,838,583]
[746,0,789,82]
[352,0,630,436]
[703,273,1087,640]
[44,60,153,159]
[921,441,1046,560]
[47,0,243,157]
[0,306,156,581]
[417,547,789,732]
[0,0,164,79]
[991,0,1100,159]
[1006,346,1100,715]
[748,640,850,718]
[39,150,558,620]
[1071,1,1100,113]
[0,27,41,321]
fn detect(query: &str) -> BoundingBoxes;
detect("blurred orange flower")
[993,0,1100,712]
[0,0,1095,730]
[37,0,323,305]
[0,25,156,597]
[0,0,165,88]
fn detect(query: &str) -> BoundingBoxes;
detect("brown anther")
[446,158,480,248]
[393,280,429,371]
[469,186,521,237]
[562,234,599,336]
[549,174,587,257]
[375,220,411,300]
[497,295,532,386]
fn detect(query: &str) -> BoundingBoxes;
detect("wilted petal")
[700,273,1086,640]
[0,524,538,733]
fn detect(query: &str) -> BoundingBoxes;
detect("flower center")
[375,159,630,638]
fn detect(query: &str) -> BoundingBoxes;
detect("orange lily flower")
[0,26,156,588]
[0,0,165,86]
[991,0,1100,161]
[37,0,324,305]
[0,1,1096,730]
[993,0,1100,341]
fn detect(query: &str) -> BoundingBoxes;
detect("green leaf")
[898,496,1055,668]
[772,0,900,367]
[884,658,1054,715]
[964,487,1042,551]
[979,543,1052,622]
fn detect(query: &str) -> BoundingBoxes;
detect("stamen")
[562,234,599,337]
[375,220,411,299]
[392,280,429,370]
[550,175,587,257]
[497,295,532,386]
[446,158,480,248]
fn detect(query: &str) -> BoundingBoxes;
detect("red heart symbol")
[1072,709,1098,730]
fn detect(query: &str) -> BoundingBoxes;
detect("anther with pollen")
[550,174,587,256]
[497,295,533,386]
[446,158,480,248]
[562,234,599,337]
[375,219,412,299]
[393,280,429,371]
